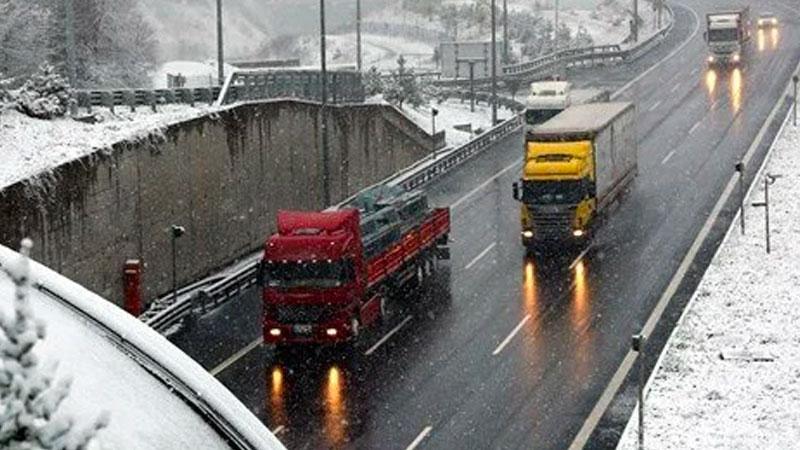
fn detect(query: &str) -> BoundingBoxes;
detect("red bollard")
[123,260,142,316]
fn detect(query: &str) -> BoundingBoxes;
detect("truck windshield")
[709,28,738,42]
[523,180,586,205]
[265,260,355,289]
[525,108,561,125]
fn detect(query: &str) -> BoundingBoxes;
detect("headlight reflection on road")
[705,69,717,96]
[771,28,779,49]
[731,68,743,113]
[523,261,537,313]
[571,260,589,329]
[758,29,765,52]
[323,365,348,448]
[269,366,288,429]
[570,259,593,383]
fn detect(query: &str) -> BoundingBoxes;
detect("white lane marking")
[647,100,663,112]
[406,426,433,450]
[272,425,286,435]
[661,149,677,165]
[611,4,701,100]
[492,314,532,356]
[569,246,592,270]
[689,120,702,135]
[365,315,413,356]
[465,242,497,270]
[690,67,700,76]
[452,158,523,210]
[568,53,799,450]
[670,82,682,93]
[210,337,263,377]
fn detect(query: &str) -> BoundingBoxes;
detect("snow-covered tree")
[0,0,51,83]
[384,56,423,110]
[363,66,384,97]
[16,64,73,120]
[0,239,109,449]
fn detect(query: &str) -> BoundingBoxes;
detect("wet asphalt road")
[171,2,800,448]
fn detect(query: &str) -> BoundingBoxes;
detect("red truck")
[261,186,450,345]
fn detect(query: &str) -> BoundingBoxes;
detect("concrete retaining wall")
[0,100,437,306]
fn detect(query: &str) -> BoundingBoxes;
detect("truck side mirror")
[512,182,521,201]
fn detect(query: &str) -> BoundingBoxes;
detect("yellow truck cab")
[513,102,637,249]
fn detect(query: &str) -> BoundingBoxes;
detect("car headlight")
[733,53,740,62]
[522,230,534,239]
[708,56,715,63]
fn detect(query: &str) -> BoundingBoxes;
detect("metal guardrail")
[75,87,222,112]
[140,6,675,335]
[215,69,365,106]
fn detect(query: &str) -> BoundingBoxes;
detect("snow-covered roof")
[0,244,285,450]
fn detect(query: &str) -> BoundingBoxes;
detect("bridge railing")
[215,69,365,106]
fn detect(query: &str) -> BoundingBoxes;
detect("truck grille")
[529,206,575,238]
[274,304,337,324]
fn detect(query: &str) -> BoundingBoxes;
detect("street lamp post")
[432,107,440,160]
[170,225,186,303]
[735,162,745,234]
[503,0,509,64]
[216,0,224,85]
[64,0,77,86]
[320,0,331,206]
[793,75,798,126]
[632,334,647,450]
[356,0,362,72]
[491,0,498,125]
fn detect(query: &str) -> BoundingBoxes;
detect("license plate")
[293,324,313,335]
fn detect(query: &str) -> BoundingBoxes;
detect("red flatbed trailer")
[261,188,450,345]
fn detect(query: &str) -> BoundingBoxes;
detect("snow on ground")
[0,104,222,190]
[405,99,515,147]
[617,114,800,449]
[289,33,437,70]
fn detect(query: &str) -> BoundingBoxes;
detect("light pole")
[633,0,639,43]
[456,58,482,112]
[503,0,509,64]
[356,0,362,72]
[64,0,77,86]
[491,0,498,125]
[170,225,186,303]
[793,75,798,126]
[632,334,647,450]
[554,0,559,49]
[735,162,745,235]
[431,107,439,135]
[216,0,224,85]
[320,0,331,206]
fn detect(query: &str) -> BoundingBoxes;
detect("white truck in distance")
[705,7,751,67]
[524,81,609,127]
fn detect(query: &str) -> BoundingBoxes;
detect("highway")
[171,1,800,448]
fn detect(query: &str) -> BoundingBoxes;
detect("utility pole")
[503,0,509,64]
[633,0,639,43]
[320,0,331,206]
[216,0,224,85]
[64,0,77,86]
[491,0,498,125]
[356,0,362,72]
[457,58,483,113]
[554,0,559,49]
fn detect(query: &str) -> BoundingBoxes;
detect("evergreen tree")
[384,56,423,109]
[363,66,384,97]
[0,239,109,449]
[16,64,73,119]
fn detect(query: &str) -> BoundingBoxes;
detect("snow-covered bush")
[0,72,11,104]
[384,56,423,109]
[363,66,384,97]
[15,64,73,120]
[0,239,109,449]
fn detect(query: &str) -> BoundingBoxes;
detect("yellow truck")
[512,102,637,248]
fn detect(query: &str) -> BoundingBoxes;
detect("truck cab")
[705,8,751,67]
[525,81,572,126]
[262,210,367,344]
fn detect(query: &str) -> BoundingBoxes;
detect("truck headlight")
[733,53,740,62]
[708,56,715,63]
[522,230,534,239]
[326,328,338,337]
[269,328,281,337]
[573,229,585,238]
